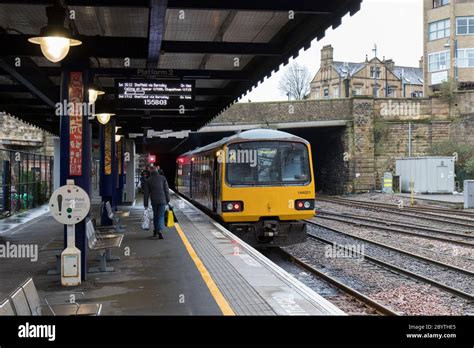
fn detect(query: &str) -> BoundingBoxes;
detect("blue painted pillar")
[116,138,125,206]
[59,68,91,280]
[99,118,116,225]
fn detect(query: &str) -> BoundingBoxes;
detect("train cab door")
[212,154,220,213]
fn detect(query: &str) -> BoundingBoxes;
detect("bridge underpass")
[140,123,351,195]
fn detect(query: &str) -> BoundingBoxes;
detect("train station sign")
[115,79,195,110]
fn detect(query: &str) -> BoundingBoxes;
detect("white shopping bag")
[141,207,153,230]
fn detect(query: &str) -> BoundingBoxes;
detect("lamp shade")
[95,113,115,125]
[28,5,82,63]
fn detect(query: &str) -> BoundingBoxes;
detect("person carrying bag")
[143,166,170,239]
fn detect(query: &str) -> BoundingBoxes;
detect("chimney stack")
[385,59,395,71]
[321,45,334,68]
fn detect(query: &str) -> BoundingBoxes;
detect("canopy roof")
[0,0,362,136]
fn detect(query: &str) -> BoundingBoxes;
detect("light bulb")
[95,113,114,125]
[40,37,70,62]
[28,36,82,63]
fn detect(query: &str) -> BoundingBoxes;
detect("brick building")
[424,0,474,94]
[309,45,424,100]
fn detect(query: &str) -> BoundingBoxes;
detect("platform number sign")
[69,72,83,176]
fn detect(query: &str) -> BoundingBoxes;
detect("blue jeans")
[151,203,166,233]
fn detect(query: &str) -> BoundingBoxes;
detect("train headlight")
[295,199,314,210]
[223,201,244,212]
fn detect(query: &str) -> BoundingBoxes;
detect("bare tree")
[278,62,312,100]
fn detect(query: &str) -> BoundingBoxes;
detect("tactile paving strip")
[173,203,276,315]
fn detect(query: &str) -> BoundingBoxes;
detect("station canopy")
[0,0,362,137]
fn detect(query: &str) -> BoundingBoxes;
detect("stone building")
[423,0,474,94]
[309,45,424,100]
[0,112,55,156]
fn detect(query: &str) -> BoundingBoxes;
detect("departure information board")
[115,80,195,110]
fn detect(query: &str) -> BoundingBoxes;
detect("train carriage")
[176,129,315,247]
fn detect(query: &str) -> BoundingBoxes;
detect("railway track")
[305,220,474,301]
[319,196,474,217]
[315,210,474,247]
[267,248,398,315]
[317,196,474,228]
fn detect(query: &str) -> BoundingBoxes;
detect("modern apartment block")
[424,0,474,94]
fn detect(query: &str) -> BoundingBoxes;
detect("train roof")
[179,129,309,157]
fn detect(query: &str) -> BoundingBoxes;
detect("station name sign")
[115,79,195,110]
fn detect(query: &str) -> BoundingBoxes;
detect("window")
[370,66,381,78]
[433,0,449,7]
[428,51,450,72]
[323,88,329,98]
[457,17,474,35]
[429,19,450,40]
[226,142,311,186]
[458,48,474,67]
[333,86,339,98]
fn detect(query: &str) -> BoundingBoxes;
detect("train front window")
[226,142,310,185]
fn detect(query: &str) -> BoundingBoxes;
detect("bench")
[86,219,123,273]
[101,201,126,233]
[2,278,102,316]
[0,299,14,315]
[46,215,123,276]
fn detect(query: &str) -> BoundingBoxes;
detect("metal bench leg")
[97,248,120,261]
[88,251,115,273]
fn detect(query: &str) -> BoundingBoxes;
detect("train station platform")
[0,192,343,316]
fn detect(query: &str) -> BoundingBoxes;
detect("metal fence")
[0,149,53,218]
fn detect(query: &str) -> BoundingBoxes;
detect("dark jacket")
[144,172,170,207]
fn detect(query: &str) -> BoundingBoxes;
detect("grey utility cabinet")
[395,157,455,194]
[465,180,474,209]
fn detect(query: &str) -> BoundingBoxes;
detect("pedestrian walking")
[143,166,170,239]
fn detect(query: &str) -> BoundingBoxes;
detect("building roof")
[333,61,365,78]
[330,60,423,86]
[392,66,424,85]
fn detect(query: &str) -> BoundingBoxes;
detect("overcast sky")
[241,0,424,102]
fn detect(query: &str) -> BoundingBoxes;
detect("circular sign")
[49,184,91,225]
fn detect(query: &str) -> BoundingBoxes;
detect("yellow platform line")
[174,223,235,316]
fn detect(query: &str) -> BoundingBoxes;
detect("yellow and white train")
[175,129,315,247]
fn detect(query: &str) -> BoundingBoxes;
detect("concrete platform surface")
[0,193,344,316]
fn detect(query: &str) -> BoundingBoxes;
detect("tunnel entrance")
[284,127,349,195]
